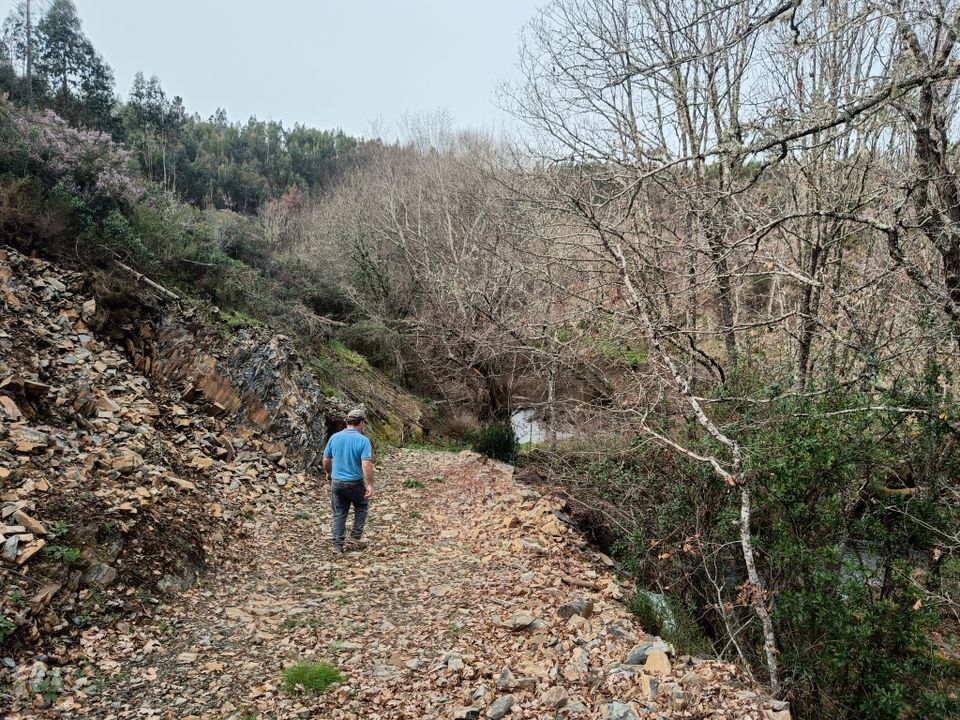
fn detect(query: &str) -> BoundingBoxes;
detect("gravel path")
[9,449,779,720]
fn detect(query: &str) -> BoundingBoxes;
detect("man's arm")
[362,459,374,499]
[322,437,333,482]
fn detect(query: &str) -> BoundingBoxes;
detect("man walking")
[322,406,374,556]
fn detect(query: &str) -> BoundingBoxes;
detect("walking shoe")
[346,537,369,549]
[332,545,345,558]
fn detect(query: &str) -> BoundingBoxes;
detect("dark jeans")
[331,481,369,549]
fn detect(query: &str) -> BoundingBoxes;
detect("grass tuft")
[281,661,344,695]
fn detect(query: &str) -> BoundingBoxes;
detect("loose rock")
[487,695,514,720]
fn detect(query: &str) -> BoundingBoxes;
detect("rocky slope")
[0,245,333,653]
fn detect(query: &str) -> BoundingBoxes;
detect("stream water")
[511,408,575,445]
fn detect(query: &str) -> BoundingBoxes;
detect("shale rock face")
[158,325,338,471]
[221,335,330,457]
[126,314,339,467]
[121,302,424,470]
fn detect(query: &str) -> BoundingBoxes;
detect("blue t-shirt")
[323,428,373,482]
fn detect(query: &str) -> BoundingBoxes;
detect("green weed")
[45,544,81,566]
[282,618,319,630]
[328,340,370,370]
[281,661,344,695]
[443,625,467,641]
[0,613,15,643]
[47,520,71,539]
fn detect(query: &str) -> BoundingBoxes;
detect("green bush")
[626,588,662,634]
[99,208,152,265]
[281,661,344,694]
[467,421,518,462]
[776,561,956,719]
[743,390,960,719]
[541,379,960,719]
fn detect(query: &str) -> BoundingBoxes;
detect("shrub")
[329,340,370,369]
[627,589,710,656]
[746,394,960,719]
[468,421,517,462]
[0,176,44,235]
[337,320,405,373]
[99,208,152,265]
[440,409,480,439]
[0,97,142,207]
[626,588,663,634]
[281,661,344,694]
[541,379,960,719]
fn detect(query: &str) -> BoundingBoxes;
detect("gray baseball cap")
[346,406,366,422]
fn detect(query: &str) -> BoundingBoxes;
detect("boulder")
[8,428,50,454]
[624,639,674,665]
[501,613,537,630]
[639,673,658,698]
[81,563,118,586]
[764,706,792,720]
[563,647,590,681]
[643,650,672,675]
[13,510,46,536]
[679,671,703,688]
[3,534,19,562]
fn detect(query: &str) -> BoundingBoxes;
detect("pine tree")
[35,0,114,129]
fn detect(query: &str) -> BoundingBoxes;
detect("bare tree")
[506,0,960,695]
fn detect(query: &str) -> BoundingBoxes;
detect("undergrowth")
[626,589,711,656]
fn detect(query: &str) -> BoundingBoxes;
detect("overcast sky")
[4,0,545,137]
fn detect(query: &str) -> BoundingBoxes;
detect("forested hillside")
[1,1,959,718]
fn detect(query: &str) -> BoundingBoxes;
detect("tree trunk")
[796,240,824,393]
[737,480,781,694]
[708,232,738,369]
[606,234,782,693]
[546,356,557,451]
